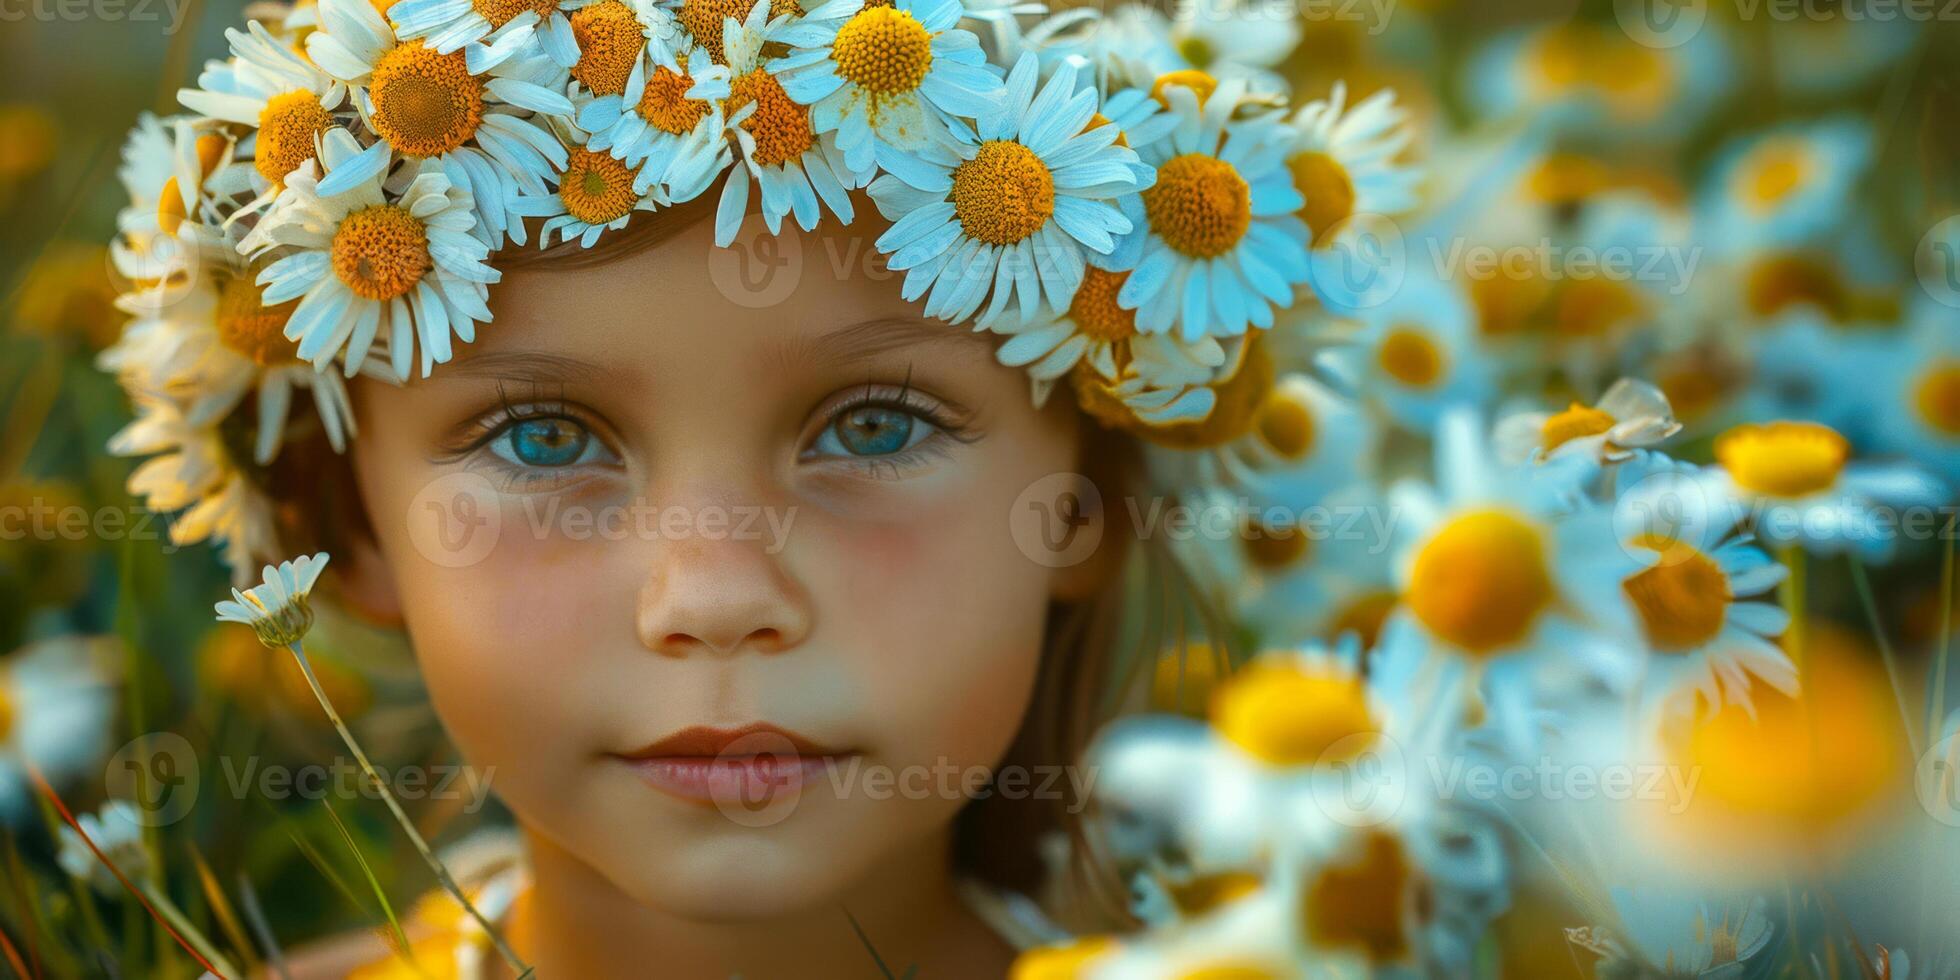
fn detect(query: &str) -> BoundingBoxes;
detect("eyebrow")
[438,350,618,385]
[786,316,994,370]
[438,316,993,384]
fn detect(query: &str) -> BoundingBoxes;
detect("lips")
[613,723,853,807]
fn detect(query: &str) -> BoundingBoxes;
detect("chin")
[612,830,875,920]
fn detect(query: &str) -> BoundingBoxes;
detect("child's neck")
[506,826,1017,979]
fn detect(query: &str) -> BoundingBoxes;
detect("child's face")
[347,212,1086,917]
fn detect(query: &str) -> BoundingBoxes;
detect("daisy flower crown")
[99,0,1420,578]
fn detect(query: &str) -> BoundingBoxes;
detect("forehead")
[476,211,949,371]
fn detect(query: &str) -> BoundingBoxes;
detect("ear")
[333,531,406,628]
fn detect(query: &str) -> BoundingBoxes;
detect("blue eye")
[504,417,590,467]
[818,405,930,457]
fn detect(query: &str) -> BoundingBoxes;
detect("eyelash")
[436,386,621,491]
[803,380,981,480]
[438,379,982,487]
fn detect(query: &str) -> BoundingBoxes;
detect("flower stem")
[140,881,239,980]
[285,643,530,975]
[1847,559,1920,756]
[1779,545,1807,677]
[1932,531,1955,741]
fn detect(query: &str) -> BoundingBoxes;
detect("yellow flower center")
[637,62,712,134]
[157,176,187,235]
[369,41,484,158]
[1009,936,1118,980]
[0,681,14,741]
[330,204,432,301]
[558,148,641,225]
[1406,509,1554,656]
[950,140,1054,246]
[1083,111,1126,147]
[471,0,555,28]
[1541,402,1615,453]
[676,0,793,63]
[1067,266,1135,343]
[1669,631,1903,844]
[832,6,933,95]
[217,275,303,366]
[1744,252,1847,321]
[1377,327,1443,387]
[1254,385,1316,459]
[1149,69,1216,107]
[1742,139,1808,211]
[1211,660,1379,766]
[1175,965,1281,980]
[1287,151,1354,245]
[1715,421,1848,498]
[194,132,229,177]
[255,90,332,184]
[1913,361,1960,438]
[728,69,815,167]
[1622,534,1731,653]
[570,0,646,96]
[1657,356,1735,424]
[1165,872,1261,916]
[1241,517,1310,569]
[1302,831,1426,965]
[1552,276,1644,340]
[1527,153,1609,206]
[1143,153,1250,259]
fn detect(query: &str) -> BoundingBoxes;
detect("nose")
[634,532,812,658]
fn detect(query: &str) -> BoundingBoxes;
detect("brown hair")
[265,199,1221,934]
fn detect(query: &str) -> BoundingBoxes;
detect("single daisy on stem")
[214,553,533,977]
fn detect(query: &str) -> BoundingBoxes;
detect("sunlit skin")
[334,212,1101,978]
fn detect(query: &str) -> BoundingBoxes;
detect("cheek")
[356,464,625,769]
[810,476,1059,768]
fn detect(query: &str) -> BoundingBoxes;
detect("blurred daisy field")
[4,0,1960,977]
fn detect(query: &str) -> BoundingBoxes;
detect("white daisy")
[241,129,498,379]
[774,0,1003,177]
[1111,74,1311,343]
[704,0,865,245]
[389,0,585,70]
[0,637,120,823]
[107,394,283,572]
[1315,274,1495,433]
[112,117,236,293]
[867,52,1138,326]
[1697,117,1871,257]
[1162,0,1297,96]
[302,0,575,240]
[1494,377,1682,466]
[571,2,731,187]
[177,21,352,207]
[991,265,1225,403]
[1611,458,1796,714]
[512,138,666,247]
[1708,419,1945,562]
[1284,81,1418,248]
[98,269,378,464]
[215,552,332,648]
[57,800,153,895]
[1377,409,1644,748]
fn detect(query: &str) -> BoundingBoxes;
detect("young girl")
[101,0,1398,971]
